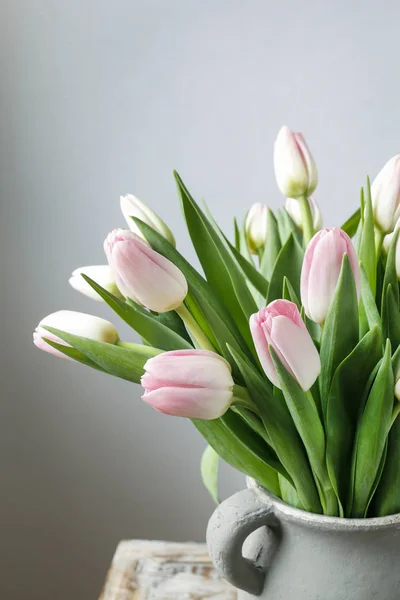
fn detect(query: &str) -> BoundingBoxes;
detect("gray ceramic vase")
[207,479,400,599]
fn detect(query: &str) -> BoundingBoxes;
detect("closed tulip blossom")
[301,228,361,324]
[274,126,318,199]
[245,203,268,254]
[371,155,400,233]
[250,300,321,391]
[285,197,322,232]
[120,194,176,246]
[33,310,119,359]
[69,265,123,301]
[104,229,188,313]
[141,349,234,419]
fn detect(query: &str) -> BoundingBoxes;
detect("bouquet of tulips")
[34,127,400,519]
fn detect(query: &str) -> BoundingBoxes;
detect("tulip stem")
[176,304,216,352]
[299,195,314,246]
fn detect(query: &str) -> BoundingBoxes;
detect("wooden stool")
[99,540,236,599]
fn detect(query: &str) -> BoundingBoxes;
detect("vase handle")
[206,487,278,595]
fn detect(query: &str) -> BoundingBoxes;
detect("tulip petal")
[111,240,187,312]
[306,231,347,324]
[142,352,233,391]
[249,312,280,387]
[270,316,321,391]
[142,386,232,419]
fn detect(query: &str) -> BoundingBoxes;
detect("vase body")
[207,479,400,599]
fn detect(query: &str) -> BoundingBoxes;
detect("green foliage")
[39,168,399,518]
[200,445,220,504]
[351,341,394,517]
[319,255,359,418]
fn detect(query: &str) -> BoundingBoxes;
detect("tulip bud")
[120,194,176,246]
[33,310,119,359]
[301,228,361,324]
[250,300,321,391]
[371,155,400,234]
[245,203,268,254]
[383,219,400,279]
[104,229,187,313]
[69,265,123,301]
[285,197,322,231]
[274,126,318,198]
[141,349,234,419]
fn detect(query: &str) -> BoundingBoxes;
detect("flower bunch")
[34,126,400,518]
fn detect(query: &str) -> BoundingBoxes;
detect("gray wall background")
[1,1,399,598]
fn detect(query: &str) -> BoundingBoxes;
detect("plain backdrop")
[1,1,399,598]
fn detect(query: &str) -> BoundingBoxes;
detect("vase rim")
[247,478,400,530]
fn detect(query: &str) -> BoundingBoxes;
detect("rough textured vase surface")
[207,479,400,599]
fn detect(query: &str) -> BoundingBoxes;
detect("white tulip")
[371,155,400,234]
[120,194,176,246]
[33,310,119,359]
[69,265,123,301]
[245,203,268,253]
[274,126,318,198]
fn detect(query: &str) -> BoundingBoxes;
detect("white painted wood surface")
[99,540,237,599]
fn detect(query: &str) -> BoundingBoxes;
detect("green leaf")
[392,344,400,375]
[227,344,322,514]
[319,255,359,419]
[224,236,269,297]
[132,219,254,370]
[325,326,382,512]
[200,445,220,504]
[174,171,257,348]
[385,284,400,349]
[374,414,400,517]
[282,276,300,308]
[44,328,161,383]
[358,182,376,294]
[153,310,192,344]
[278,475,303,509]
[193,411,280,496]
[365,440,388,517]
[267,234,304,303]
[203,202,265,300]
[351,340,394,517]
[260,209,281,281]
[359,264,382,333]
[82,275,192,351]
[341,208,361,238]
[41,338,106,371]
[276,208,302,245]
[233,218,241,252]
[270,348,337,516]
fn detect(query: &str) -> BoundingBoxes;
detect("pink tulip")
[371,155,400,233]
[141,349,234,419]
[274,126,318,198]
[301,228,361,324]
[104,229,188,313]
[33,310,119,360]
[250,300,321,391]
